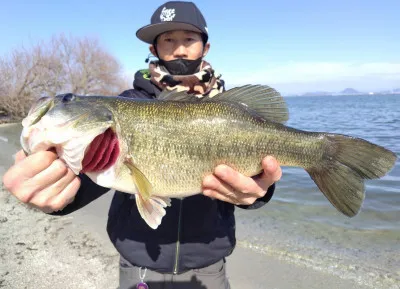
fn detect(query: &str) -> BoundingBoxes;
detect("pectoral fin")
[124,156,153,199]
[135,194,171,229]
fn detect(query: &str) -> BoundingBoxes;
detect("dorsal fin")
[211,85,289,123]
[157,85,289,124]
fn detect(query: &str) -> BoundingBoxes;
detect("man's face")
[150,30,210,61]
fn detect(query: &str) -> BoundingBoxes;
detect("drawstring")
[137,267,148,289]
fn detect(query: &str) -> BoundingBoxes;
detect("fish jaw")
[56,127,110,174]
[21,114,112,175]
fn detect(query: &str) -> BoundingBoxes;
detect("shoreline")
[0,122,20,128]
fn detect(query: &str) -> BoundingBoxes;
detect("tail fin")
[306,134,397,217]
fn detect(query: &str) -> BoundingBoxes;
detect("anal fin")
[135,194,171,229]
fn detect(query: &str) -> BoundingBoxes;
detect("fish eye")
[62,93,76,103]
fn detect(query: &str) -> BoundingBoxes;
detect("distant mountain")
[340,88,360,94]
[393,88,400,93]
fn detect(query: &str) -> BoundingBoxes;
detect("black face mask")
[158,57,202,75]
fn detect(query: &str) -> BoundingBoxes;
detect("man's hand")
[202,156,282,205]
[2,150,81,213]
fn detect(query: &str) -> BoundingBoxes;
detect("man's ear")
[149,45,156,56]
[202,42,210,58]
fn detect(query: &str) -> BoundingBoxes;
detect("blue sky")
[1,0,399,95]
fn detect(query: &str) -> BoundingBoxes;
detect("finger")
[203,174,247,199]
[203,189,257,206]
[202,174,258,205]
[42,177,81,213]
[15,150,27,163]
[212,165,265,196]
[14,159,69,203]
[10,151,58,180]
[3,151,58,193]
[203,189,239,205]
[29,168,77,207]
[257,156,282,186]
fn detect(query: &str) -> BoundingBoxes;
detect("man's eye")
[164,38,173,42]
[186,38,195,42]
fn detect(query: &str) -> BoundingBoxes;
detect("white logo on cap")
[160,7,176,21]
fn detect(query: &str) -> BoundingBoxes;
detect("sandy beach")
[0,185,372,289]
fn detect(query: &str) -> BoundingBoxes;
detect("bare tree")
[0,34,127,121]
[0,48,40,120]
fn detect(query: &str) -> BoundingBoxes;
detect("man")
[3,1,282,288]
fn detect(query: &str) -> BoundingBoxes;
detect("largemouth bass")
[20,85,397,229]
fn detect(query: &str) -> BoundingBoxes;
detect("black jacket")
[53,70,275,274]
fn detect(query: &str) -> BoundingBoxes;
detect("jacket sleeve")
[50,174,110,216]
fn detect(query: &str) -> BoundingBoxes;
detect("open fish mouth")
[21,114,116,174]
[22,126,118,175]
[21,110,91,153]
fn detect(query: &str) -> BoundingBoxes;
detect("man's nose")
[173,44,188,58]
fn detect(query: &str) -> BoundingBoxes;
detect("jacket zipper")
[173,199,183,274]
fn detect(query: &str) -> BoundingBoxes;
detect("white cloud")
[222,62,400,94]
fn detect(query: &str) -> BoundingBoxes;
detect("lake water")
[0,94,399,288]
[235,94,400,288]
